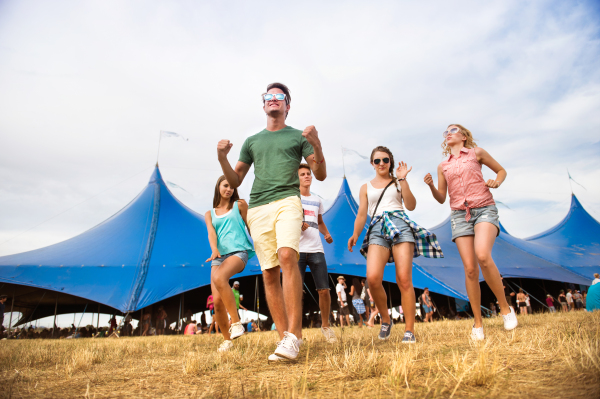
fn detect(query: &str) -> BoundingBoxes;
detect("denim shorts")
[211,250,249,269]
[298,252,329,290]
[368,214,415,249]
[450,205,500,242]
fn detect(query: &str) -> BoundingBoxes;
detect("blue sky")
[0,0,599,263]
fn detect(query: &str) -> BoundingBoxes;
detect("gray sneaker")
[378,323,392,340]
[401,331,416,344]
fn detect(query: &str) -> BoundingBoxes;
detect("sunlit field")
[1,311,598,398]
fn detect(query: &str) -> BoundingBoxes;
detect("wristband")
[314,158,325,164]
[398,178,406,182]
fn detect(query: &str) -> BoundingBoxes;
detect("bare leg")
[263,267,288,340]
[211,283,231,341]
[317,289,331,328]
[211,258,245,324]
[278,247,304,338]
[339,312,345,327]
[473,223,511,315]
[392,242,416,333]
[455,235,483,328]
[368,306,379,326]
[366,245,392,324]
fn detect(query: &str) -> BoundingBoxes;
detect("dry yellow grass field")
[1,311,598,398]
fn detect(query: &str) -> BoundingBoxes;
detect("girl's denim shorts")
[368,214,415,249]
[211,250,249,269]
[450,205,500,242]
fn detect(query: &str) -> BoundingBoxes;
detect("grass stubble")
[0,311,598,398]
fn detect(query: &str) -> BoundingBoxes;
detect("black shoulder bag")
[363,180,395,244]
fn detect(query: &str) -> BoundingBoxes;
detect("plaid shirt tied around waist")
[360,210,444,262]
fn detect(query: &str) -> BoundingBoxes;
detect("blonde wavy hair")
[441,124,477,156]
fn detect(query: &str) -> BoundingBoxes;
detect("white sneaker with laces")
[218,340,233,352]
[502,306,518,331]
[471,325,485,341]
[268,340,285,361]
[321,327,337,343]
[229,322,245,340]
[273,331,301,360]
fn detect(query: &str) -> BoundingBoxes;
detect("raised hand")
[217,139,233,160]
[396,161,413,180]
[302,125,320,146]
[324,233,333,244]
[424,173,434,186]
[485,179,500,189]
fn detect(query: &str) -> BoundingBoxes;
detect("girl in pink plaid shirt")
[424,124,518,341]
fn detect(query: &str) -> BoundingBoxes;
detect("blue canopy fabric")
[0,166,215,312]
[413,215,592,288]
[320,178,469,300]
[517,195,600,282]
[3,167,593,315]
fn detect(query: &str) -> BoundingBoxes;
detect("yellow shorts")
[247,196,303,271]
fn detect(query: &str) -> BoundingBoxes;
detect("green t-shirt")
[239,126,314,209]
[232,287,241,309]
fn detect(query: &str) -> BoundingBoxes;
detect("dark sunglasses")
[373,158,390,165]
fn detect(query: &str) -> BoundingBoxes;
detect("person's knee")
[262,269,280,286]
[278,248,297,267]
[464,266,479,281]
[475,251,492,268]
[212,270,228,288]
[317,289,329,299]
[367,276,382,290]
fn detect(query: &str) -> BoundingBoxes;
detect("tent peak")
[149,165,164,184]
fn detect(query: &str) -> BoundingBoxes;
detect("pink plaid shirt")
[441,147,495,221]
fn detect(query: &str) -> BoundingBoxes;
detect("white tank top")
[367,181,403,216]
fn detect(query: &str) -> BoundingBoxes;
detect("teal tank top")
[211,201,255,259]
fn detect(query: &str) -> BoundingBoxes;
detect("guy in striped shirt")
[298,163,336,343]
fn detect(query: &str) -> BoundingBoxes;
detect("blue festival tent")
[519,195,600,281]
[0,166,218,315]
[413,215,592,288]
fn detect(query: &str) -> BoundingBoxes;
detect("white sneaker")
[471,325,485,341]
[502,306,518,331]
[273,331,301,360]
[229,322,245,340]
[268,340,285,361]
[321,327,337,343]
[218,340,233,352]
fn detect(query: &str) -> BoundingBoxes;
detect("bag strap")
[365,180,395,241]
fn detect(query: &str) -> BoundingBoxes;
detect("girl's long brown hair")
[370,146,399,191]
[441,124,477,156]
[212,175,239,210]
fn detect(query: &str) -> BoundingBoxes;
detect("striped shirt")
[441,147,495,221]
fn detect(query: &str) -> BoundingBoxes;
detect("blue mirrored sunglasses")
[263,93,286,101]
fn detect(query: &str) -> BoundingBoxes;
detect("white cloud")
[0,0,599,255]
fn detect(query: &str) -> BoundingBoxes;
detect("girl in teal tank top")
[205,176,256,352]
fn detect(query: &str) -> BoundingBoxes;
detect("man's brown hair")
[298,163,311,173]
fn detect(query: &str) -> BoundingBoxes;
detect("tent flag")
[160,130,189,141]
[567,169,586,190]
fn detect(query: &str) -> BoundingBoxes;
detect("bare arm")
[237,200,251,235]
[399,180,416,211]
[317,214,333,244]
[475,147,507,188]
[204,212,220,262]
[302,126,327,181]
[349,286,355,296]
[217,139,251,189]
[348,184,368,252]
[424,164,448,204]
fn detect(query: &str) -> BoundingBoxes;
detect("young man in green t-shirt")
[217,82,327,361]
